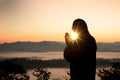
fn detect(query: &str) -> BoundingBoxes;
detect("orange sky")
[0,0,120,43]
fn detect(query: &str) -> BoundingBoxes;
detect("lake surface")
[0,52,120,60]
[0,52,120,80]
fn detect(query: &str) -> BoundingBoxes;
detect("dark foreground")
[0,58,120,70]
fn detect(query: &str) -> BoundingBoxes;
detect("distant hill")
[0,41,65,52]
[0,41,120,52]
[97,42,120,52]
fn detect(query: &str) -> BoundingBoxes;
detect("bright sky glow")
[0,0,120,43]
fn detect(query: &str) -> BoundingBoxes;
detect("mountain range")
[0,41,120,52]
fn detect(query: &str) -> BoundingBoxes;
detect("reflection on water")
[97,52,120,59]
[0,52,63,60]
[27,68,101,80]
[0,52,120,60]
[27,68,69,80]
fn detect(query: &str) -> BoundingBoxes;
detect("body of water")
[0,52,120,80]
[0,52,120,60]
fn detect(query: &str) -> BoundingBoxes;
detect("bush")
[97,62,120,80]
[0,60,29,80]
[33,67,51,80]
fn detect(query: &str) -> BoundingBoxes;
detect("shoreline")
[0,58,120,70]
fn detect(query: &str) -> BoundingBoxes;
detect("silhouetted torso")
[64,32,97,80]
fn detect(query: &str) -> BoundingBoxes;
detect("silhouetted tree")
[0,60,29,80]
[97,62,120,80]
[33,67,51,80]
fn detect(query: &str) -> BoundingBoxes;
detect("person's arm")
[64,45,80,62]
[64,46,71,62]
[64,32,80,62]
[64,32,72,62]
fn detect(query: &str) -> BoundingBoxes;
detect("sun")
[71,32,78,40]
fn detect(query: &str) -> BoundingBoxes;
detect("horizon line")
[0,40,120,44]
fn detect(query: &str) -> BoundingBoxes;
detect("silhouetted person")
[64,19,97,80]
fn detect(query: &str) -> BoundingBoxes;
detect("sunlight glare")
[71,32,78,40]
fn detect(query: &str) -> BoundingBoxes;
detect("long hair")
[72,19,88,32]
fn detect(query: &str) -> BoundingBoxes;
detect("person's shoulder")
[91,35,96,41]
[88,34,96,43]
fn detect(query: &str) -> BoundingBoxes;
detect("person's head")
[72,19,88,33]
